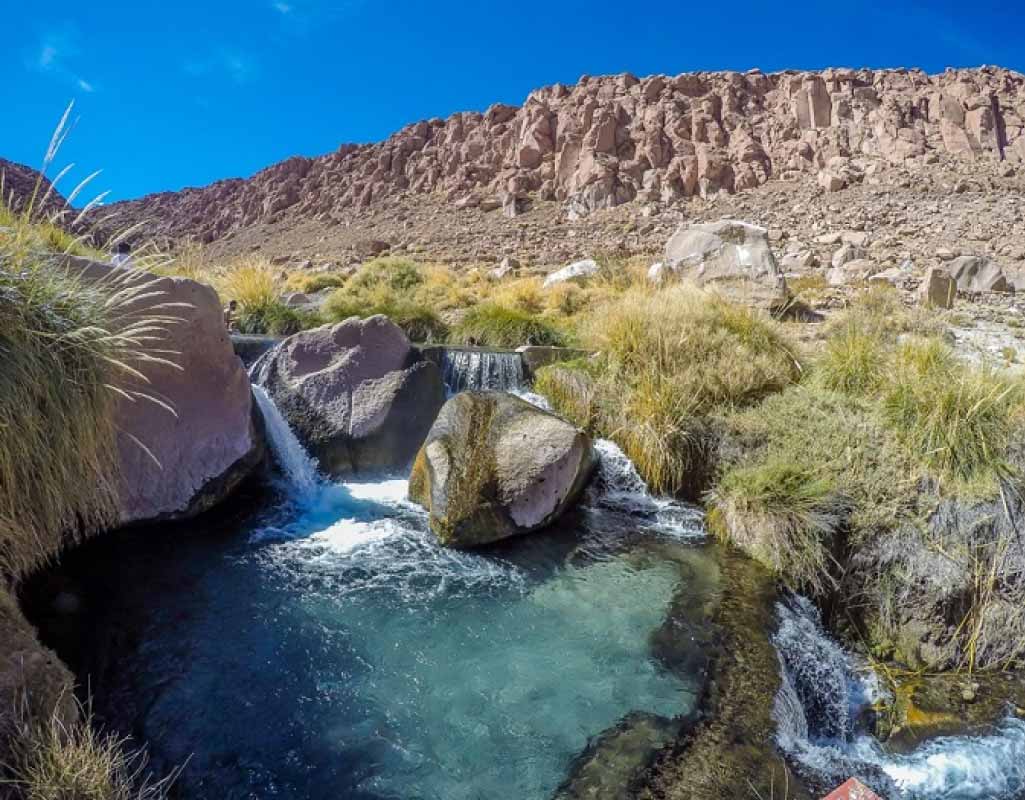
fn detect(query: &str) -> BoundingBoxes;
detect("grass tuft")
[3,695,177,800]
[450,304,568,348]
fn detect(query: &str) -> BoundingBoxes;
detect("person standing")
[110,241,134,268]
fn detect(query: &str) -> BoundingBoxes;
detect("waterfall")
[773,596,1025,799]
[252,385,321,500]
[442,349,525,393]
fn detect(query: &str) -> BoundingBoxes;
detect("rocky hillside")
[0,157,66,218]
[104,66,1025,260]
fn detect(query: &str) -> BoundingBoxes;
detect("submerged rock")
[252,315,445,476]
[408,391,595,547]
[65,256,262,523]
[553,711,682,800]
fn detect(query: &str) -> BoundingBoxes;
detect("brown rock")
[918,267,956,308]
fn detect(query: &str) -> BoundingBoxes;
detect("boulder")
[831,243,865,269]
[489,256,520,281]
[542,258,600,288]
[827,258,879,286]
[64,256,262,523]
[918,267,957,308]
[948,256,1012,293]
[653,220,786,300]
[252,316,445,476]
[408,392,596,547]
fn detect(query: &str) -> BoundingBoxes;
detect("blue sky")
[4,1,1024,201]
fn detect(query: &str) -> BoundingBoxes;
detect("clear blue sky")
[4,1,1024,201]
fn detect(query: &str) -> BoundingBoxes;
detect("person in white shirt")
[110,241,134,268]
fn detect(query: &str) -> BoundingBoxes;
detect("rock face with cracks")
[408,391,596,547]
[252,315,446,476]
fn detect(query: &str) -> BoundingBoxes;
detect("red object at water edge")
[821,778,883,800]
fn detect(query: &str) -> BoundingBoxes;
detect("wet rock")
[408,391,595,547]
[553,712,682,800]
[253,316,445,476]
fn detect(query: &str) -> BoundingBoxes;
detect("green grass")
[883,338,1021,489]
[323,295,449,343]
[708,457,844,594]
[450,303,568,348]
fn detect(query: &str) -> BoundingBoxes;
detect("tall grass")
[3,694,177,800]
[537,286,802,494]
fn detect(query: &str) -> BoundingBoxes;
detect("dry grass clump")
[214,256,315,335]
[3,696,176,800]
[536,286,802,494]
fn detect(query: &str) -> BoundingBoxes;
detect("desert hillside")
[102,66,1025,270]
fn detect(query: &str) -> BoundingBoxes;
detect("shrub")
[490,278,545,315]
[218,257,278,311]
[347,257,423,294]
[451,304,568,348]
[236,302,318,336]
[533,362,601,432]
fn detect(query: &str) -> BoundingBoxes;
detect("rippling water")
[69,401,716,800]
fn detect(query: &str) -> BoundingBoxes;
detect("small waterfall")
[252,385,321,499]
[442,349,525,393]
[773,596,1025,799]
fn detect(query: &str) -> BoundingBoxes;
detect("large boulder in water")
[65,256,262,523]
[650,220,786,304]
[408,391,596,547]
[252,316,445,476]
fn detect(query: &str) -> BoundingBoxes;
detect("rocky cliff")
[107,66,1025,251]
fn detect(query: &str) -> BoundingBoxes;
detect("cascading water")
[773,596,1025,799]
[252,385,320,498]
[76,384,719,800]
[441,348,525,393]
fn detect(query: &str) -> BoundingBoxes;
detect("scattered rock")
[542,258,600,288]
[653,220,785,301]
[408,391,595,547]
[489,256,520,281]
[918,267,957,308]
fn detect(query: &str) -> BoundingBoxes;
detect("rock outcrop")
[252,316,445,476]
[409,391,595,547]
[107,67,1025,247]
[65,256,262,523]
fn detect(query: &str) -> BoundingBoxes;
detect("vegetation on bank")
[1,147,177,799]
[5,697,175,800]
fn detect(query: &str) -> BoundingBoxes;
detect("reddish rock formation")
[106,67,1025,247]
[0,158,67,218]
